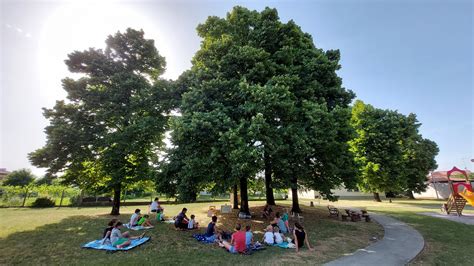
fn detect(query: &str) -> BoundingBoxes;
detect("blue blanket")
[193,233,214,243]
[82,237,150,251]
[274,242,293,248]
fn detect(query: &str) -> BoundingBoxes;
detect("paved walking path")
[419,212,474,225]
[324,214,424,266]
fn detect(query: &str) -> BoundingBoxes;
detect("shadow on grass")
[0,204,383,265]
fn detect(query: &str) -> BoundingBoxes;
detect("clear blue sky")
[1,0,472,176]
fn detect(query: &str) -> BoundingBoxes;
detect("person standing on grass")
[292,222,314,252]
[219,223,246,254]
[110,221,144,248]
[174,207,189,230]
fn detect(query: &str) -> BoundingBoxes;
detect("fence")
[0,185,81,207]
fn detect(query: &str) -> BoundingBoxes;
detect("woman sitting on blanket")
[292,222,314,253]
[110,221,145,248]
[137,214,154,228]
[219,223,246,254]
[101,218,118,244]
[174,207,189,230]
[271,212,288,234]
[130,209,142,227]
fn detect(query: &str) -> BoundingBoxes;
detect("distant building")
[0,168,10,182]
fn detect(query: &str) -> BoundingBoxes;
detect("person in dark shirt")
[174,207,189,230]
[262,204,273,219]
[101,218,118,244]
[292,222,314,252]
[205,215,218,241]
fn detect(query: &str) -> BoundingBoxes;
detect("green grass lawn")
[0,201,382,265]
[299,198,474,265]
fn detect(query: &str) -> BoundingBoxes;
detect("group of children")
[100,199,312,253]
[102,218,145,248]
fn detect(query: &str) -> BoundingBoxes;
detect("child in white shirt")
[187,214,199,229]
[274,226,283,244]
[263,225,275,245]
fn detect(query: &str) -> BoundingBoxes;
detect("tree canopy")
[349,100,438,201]
[29,28,170,214]
[159,6,356,213]
[3,169,35,187]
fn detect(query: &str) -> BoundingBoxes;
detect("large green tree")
[160,7,355,213]
[349,100,438,201]
[3,169,35,187]
[29,29,169,215]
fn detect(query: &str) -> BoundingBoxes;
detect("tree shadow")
[0,203,383,265]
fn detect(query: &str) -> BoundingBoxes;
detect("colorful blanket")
[193,233,215,243]
[124,224,153,230]
[274,242,295,248]
[82,237,150,251]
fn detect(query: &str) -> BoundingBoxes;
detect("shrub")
[31,197,55,208]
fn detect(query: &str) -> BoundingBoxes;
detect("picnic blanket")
[82,237,150,251]
[193,233,215,243]
[274,242,295,249]
[124,224,153,230]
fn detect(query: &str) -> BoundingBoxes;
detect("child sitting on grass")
[110,221,145,248]
[137,214,154,228]
[263,225,275,245]
[273,226,284,244]
[245,225,254,248]
[187,214,199,229]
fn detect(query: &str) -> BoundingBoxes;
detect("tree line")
[29,7,438,215]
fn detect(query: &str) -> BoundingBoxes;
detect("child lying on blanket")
[111,221,145,248]
[137,215,154,228]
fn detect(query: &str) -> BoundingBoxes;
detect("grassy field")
[0,201,382,265]
[301,198,474,265]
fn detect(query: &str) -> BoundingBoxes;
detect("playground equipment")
[441,167,474,216]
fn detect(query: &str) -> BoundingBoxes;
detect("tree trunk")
[290,178,301,213]
[21,188,29,207]
[373,192,382,202]
[407,190,415,199]
[264,151,276,205]
[239,177,250,215]
[232,184,239,209]
[59,189,65,207]
[111,184,121,215]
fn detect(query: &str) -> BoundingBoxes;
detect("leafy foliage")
[159,7,356,212]
[3,169,35,187]
[31,197,55,208]
[29,29,170,214]
[349,100,438,199]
